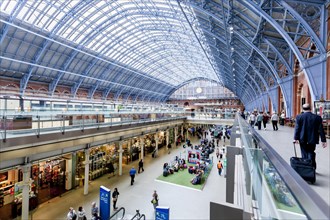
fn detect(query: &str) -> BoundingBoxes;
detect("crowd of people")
[245,111,284,131]
[243,103,327,182]
[67,202,100,220]
[65,125,228,219]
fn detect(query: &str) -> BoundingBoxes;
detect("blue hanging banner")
[100,186,111,220]
[155,206,170,220]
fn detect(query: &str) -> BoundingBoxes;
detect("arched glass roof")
[0,0,328,114]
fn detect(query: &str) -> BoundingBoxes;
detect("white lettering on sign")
[100,192,109,204]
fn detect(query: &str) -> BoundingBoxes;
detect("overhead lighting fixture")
[229,26,234,34]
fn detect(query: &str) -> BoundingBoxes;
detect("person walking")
[77,206,86,220]
[271,112,279,131]
[167,143,172,154]
[107,161,115,178]
[67,207,77,220]
[294,103,327,170]
[262,112,269,130]
[249,112,256,127]
[138,159,144,173]
[112,188,120,210]
[91,202,99,217]
[217,160,223,176]
[151,190,159,210]
[129,167,137,185]
[215,147,219,159]
[256,112,263,130]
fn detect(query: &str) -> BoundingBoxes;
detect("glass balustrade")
[233,114,329,220]
[0,109,186,140]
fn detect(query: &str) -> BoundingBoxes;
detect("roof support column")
[262,93,269,112]
[268,86,279,113]
[280,77,293,118]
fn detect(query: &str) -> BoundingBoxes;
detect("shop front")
[144,135,155,154]
[31,158,67,204]
[75,143,119,187]
[157,132,166,149]
[0,168,37,219]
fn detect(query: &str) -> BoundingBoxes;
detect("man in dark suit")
[294,103,327,169]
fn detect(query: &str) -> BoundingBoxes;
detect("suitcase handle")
[293,142,297,157]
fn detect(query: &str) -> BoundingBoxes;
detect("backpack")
[72,213,77,220]
[217,162,222,169]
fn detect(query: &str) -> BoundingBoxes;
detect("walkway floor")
[256,124,330,206]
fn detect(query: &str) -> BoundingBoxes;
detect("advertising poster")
[187,149,201,164]
[100,186,111,220]
[155,206,170,220]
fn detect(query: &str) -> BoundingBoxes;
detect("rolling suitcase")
[290,143,315,184]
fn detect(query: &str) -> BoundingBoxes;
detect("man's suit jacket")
[294,112,326,144]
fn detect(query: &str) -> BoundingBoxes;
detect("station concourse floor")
[31,134,228,220]
[28,125,329,220]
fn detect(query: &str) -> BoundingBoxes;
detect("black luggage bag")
[290,143,315,184]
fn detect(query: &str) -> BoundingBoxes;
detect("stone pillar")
[155,134,159,152]
[174,127,178,145]
[166,130,169,149]
[119,141,123,176]
[21,163,31,220]
[181,125,184,137]
[84,148,90,195]
[140,137,144,160]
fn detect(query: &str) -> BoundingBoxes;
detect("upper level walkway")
[255,124,330,206]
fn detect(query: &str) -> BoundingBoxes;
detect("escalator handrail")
[130,211,140,220]
[109,207,125,220]
[136,214,146,220]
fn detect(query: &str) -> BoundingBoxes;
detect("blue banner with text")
[100,186,111,220]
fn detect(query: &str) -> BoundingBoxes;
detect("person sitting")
[163,168,169,177]
[174,161,179,172]
[163,162,168,170]
[191,170,203,185]
[188,166,195,174]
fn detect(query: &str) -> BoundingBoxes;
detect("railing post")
[2,115,7,142]
[82,114,84,132]
[61,114,65,134]
[36,115,40,137]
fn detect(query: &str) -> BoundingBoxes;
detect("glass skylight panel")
[1,0,17,13]
[15,6,29,21]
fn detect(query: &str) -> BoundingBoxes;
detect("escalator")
[109,207,146,220]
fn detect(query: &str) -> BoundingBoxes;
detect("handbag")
[113,197,117,202]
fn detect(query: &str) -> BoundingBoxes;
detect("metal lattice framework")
[0,0,328,116]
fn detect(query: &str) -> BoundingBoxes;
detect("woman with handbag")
[151,190,159,210]
[112,188,120,210]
